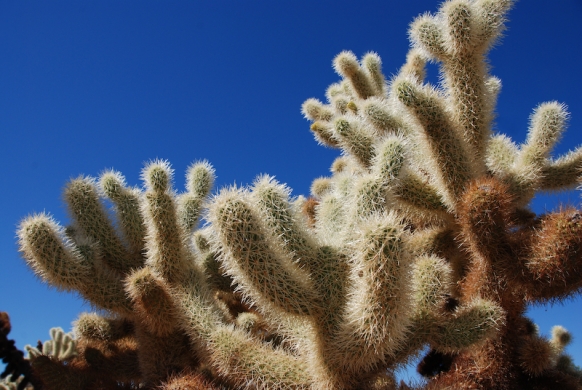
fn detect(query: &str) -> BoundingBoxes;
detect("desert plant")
[301,0,582,388]
[15,0,582,389]
[25,327,77,362]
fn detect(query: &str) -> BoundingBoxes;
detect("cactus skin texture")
[14,1,582,389]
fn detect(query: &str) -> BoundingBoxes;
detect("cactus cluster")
[25,327,77,362]
[14,0,582,389]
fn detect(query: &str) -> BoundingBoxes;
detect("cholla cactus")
[207,175,501,388]
[18,161,308,389]
[25,327,77,362]
[301,0,582,388]
[14,0,582,389]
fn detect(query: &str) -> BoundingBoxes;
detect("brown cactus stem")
[430,178,529,388]
[519,208,582,301]
[456,177,523,308]
[427,178,582,389]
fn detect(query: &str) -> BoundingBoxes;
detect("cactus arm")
[208,327,311,389]
[517,103,568,169]
[315,192,347,246]
[508,103,571,202]
[362,52,385,96]
[334,117,375,168]
[372,137,405,185]
[486,134,518,176]
[410,15,448,60]
[394,79,474,209]
[361,99,406,136]
[251,176,352,330]
[404,255,503,357]
[18,214,93,291]
[177,194,203,233]
[99,170,146,263]
[333,51,378,100]
[399,48,427,82]
[64,177,136,273]
[141,161,197,284]
[346,139,406,220]
[431,298,503,353]
[126,267,178,337]
[250,176,319,273]
[178,161,216,232]
[301,98,334,122]
[520,209,582,301]
[473,0,513,48]
[18,214,133,315]
[483,76,502,125]
[74,313,133,341]
[209,189,320,317]
[539,146,582,190]
[186,160,215,199]
[309,121,341,148]
[458,177,582,301]
[333,214,412,368]
[442,14,495,166]
[457,177,514,265]
[393,172,449,217]
[171,269,311,389]
[411,1,514,165]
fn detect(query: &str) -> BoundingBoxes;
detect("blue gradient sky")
[1,0,581,379]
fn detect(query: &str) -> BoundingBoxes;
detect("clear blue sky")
[1,0,581,379]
